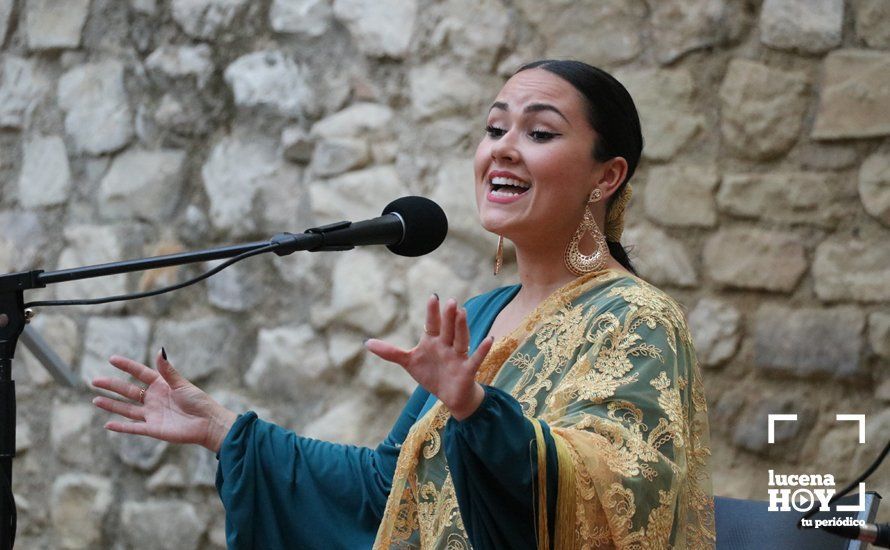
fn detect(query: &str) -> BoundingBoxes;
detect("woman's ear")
[598,157,629,200]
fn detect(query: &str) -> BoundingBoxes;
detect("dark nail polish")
[433,293,439,300]
[161,347,167,360]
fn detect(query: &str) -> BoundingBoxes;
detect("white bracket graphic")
[767,414,797,444]
[835,414,866,444]
[835,483,867,512]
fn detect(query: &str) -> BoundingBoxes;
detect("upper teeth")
[491,176,530,188]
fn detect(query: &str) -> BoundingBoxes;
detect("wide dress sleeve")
[215,385,431,549]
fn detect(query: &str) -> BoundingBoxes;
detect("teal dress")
[215,285,557,549]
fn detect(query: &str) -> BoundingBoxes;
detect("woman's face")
[474,68,602,247]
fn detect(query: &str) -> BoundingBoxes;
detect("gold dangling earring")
[493,235,504,276]
[564,189,609,276]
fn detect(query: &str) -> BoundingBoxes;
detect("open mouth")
[489,176,531,198]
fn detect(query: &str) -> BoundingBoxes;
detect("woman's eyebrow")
[489,101,570,124]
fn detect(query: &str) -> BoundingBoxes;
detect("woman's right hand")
[91,349,238,453]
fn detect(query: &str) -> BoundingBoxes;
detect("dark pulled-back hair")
[516,60,643,274]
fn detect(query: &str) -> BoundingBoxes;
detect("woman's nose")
[490,130,519,163]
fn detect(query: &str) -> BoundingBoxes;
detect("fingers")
[364,339,411,367]
[440,299,457,346]
[467,336,495,372]
[156,349,187,389]
[92,376,144,403]
[104,420,151,437]
[108,355,159,386]
[92,395,145,422]
[424,294,441,337]
[453,306,470,357]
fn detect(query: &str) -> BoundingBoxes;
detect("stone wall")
[0,0,888,546]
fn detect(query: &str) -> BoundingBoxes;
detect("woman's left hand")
[365,295,494,420]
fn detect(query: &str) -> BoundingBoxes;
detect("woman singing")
[92,59,715,549]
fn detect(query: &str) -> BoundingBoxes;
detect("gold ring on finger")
[138,387,146,404]
[424,327,439,336]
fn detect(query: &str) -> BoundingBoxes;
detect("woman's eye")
[485,125,507,138]
[529,130,558,142]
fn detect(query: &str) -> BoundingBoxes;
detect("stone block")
[409,63,484,120]
[858,152,890,227]
[308,165,406,223]
[25,0,91,50]
[205,259,264,312]
[171,0,250,39]
[80,316,150,386]
[406,257,471,337]
[643,164,718,227]
[759,0,843,53]
[324,250,398,333]
[650,0,741,64]
[18,135,71,208]
[0,210,46,272]
[58,61,133,155]
[50,474,113,549]
[855,0,890,48]
[107,430,168,471]
[270,0,332,37]
[121,500,205,550]
[333,0,417,58]
[358,323,417,396]
[98,148,187,221]
[0,0,12,45]
[868,312,890,359]
[732,394,814,456]
[55,226,128,312]
[812,50,890,139]
[146,464,187,492]
[310,102,393,139]
[50,402,93,465]
[310,137,371,177]
[615,68,704,161]
[224,50,313,118]
[145,44,214,88]
[151,317,245,381]
[20,313,78,389]
[688,298,741,367]
[281,126,314,163]
[244,325,332,399]
[813,238,890,302]
[754,305,865,378]
[703,228,807,292]
[622,224,698,288]
[719,59,808,160]
[717,171,845,228]
[430,0,509,68]
[0,56,46,129]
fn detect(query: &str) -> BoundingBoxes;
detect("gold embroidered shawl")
[373,270,715,549]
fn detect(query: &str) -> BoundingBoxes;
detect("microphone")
[272,196,448,257]
[822,523,890,548]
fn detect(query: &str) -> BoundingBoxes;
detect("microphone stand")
[0,229,332,550]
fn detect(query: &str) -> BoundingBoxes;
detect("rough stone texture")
[270,0,332,37]
[622,224,698,287]
[310,137,371,177]
[50,474,113,550]
[650,0,741,64]
[615,68,704,161]
[0,0,12,45]
[55,225,128,311]
[281,125,315,163]
[224,50,313,118]
[146,464,187,492]
[813,238,890,302]
[717,172,846,228]
[205,259,264,312]
[333,0,417,58]
[855,0,890,48]
[407,257,472,337]
[0,210,46,272]
[754,305,865,378]
[80,316,150,386]
[25,0,91,50]
[688,298,741,367]
[151,318,245,381]
[812,50,890,139]
[858,152,890,226]
[308,165,406,223]
[244,325,332,398]
[98,148,187,221]
[759,0,843,53]
[643,164,718,227]
[732,394,814,456]
[429,0,510,69]
[107,430,168,471]
[429,157,489,249]
[357,323,417,395]
[410,63,485,120]
[703,228,807,292]
[0,56,46,129]
[878,379,890,402]
[310,102,394,138]
[20,313,78,389]
[145,44,215,88]
[515,0,645,65]
[58,61,133,155]
[869,312,890,359]
[18,135,71,208]
[302,395,377,445]
[121,500,204,550]
[171,0,250,39]
[50,403,94,465]
[319,250,398,333]
[719,59,808,160]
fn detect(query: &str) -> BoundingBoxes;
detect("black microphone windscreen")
[382,196,448,257]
